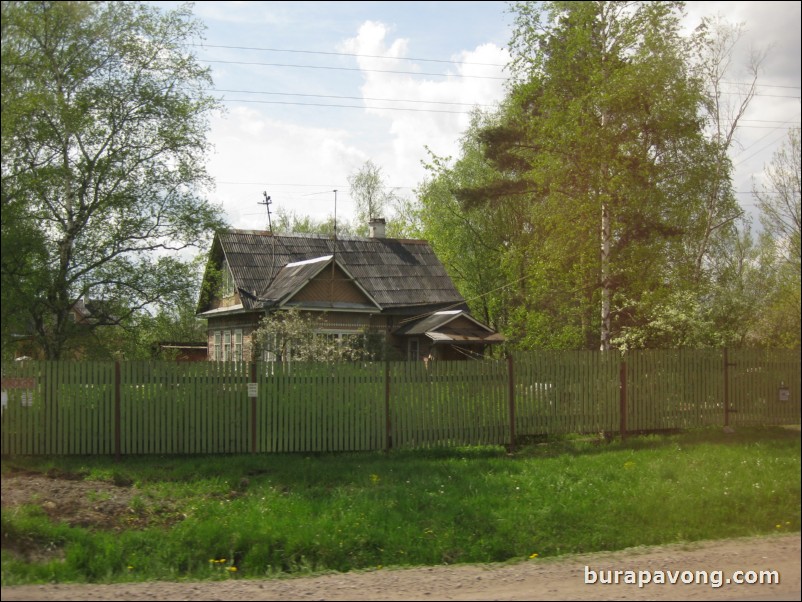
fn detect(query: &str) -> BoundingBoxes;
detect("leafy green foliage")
[417,114,517,333]
[0,1,226,359]
[755,128,801,270]
[253,307,385,363]
[417,2,771,350]
[348,160,397,224]
[749,128,802,348]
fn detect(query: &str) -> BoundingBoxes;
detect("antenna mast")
[258,192,273,233]
[259,192,276,290]
[331,189,338,304]
[333,189,338,241]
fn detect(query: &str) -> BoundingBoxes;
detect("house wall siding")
[313,311,386,331]
[206,310,399,362]
[446,316,479,330]
[208,290,242,310]
[293,265,372,305]
[207,313,261,362]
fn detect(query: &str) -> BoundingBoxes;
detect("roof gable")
[263,255,332,305]
[394,310,504,345]
[398,310,494,335]
[264,255,380,310]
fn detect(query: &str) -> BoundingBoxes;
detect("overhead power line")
[202,57,802,92]
[193,43,509,68]
[736,131,791,167]
[213,89,794,116]
[738,124,801,129]
[193,43,798,93]
[193,46,800,94]
[218,97,798,118]
[721,79,801,90]
[212,88,498,108]
[200,59,508,80]
[220,98,475,114]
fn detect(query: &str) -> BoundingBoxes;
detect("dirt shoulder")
[2,533,800,601]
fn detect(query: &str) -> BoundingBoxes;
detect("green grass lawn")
[2,426,800,585]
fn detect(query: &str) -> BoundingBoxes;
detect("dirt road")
[2,533,799,601]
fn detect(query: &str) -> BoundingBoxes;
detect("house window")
[233,329,243,362]
[213,331,222,361]
[408,338,420,361]
[221,260,235,297]
[211,329,245,362]
[317,330,359,345]
[222,331,231,361]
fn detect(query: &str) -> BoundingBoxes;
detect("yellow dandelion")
[529,552,539,559]
[227,566,238,572]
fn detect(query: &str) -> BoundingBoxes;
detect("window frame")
[221,260,235,297]
[213,331,222,362]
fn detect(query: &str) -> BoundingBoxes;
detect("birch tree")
[480,1,711,349]
[1,1,225,358]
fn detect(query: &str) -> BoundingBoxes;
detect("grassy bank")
[2,427,800,585]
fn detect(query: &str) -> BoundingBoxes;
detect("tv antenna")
[259,192,276,284]
[332,189,338,241]
[331,189,338,301]
[258,192,273,233]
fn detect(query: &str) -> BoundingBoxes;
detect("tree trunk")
[600,201,611,351]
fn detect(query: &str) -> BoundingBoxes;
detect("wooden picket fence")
[1,349,799,456]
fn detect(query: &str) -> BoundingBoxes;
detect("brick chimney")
[369,217,386,238]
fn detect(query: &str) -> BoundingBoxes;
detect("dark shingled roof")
[216,230,464,311]
[394,310,504,344]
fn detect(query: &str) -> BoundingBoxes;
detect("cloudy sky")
[158,1,801,230]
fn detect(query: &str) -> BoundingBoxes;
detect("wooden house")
[196,221,503,362]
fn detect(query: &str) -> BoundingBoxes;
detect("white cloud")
[340,21,409,63]
[208,107,367,227]
[339,21,509,196]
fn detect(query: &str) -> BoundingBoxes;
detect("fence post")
[723,348,730,427]
[114,361,121,461]
[250,362,258,453]
[619,359,627,440]
[48,362,59,455]
[384,359,392,452]
[507,354,516,452]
